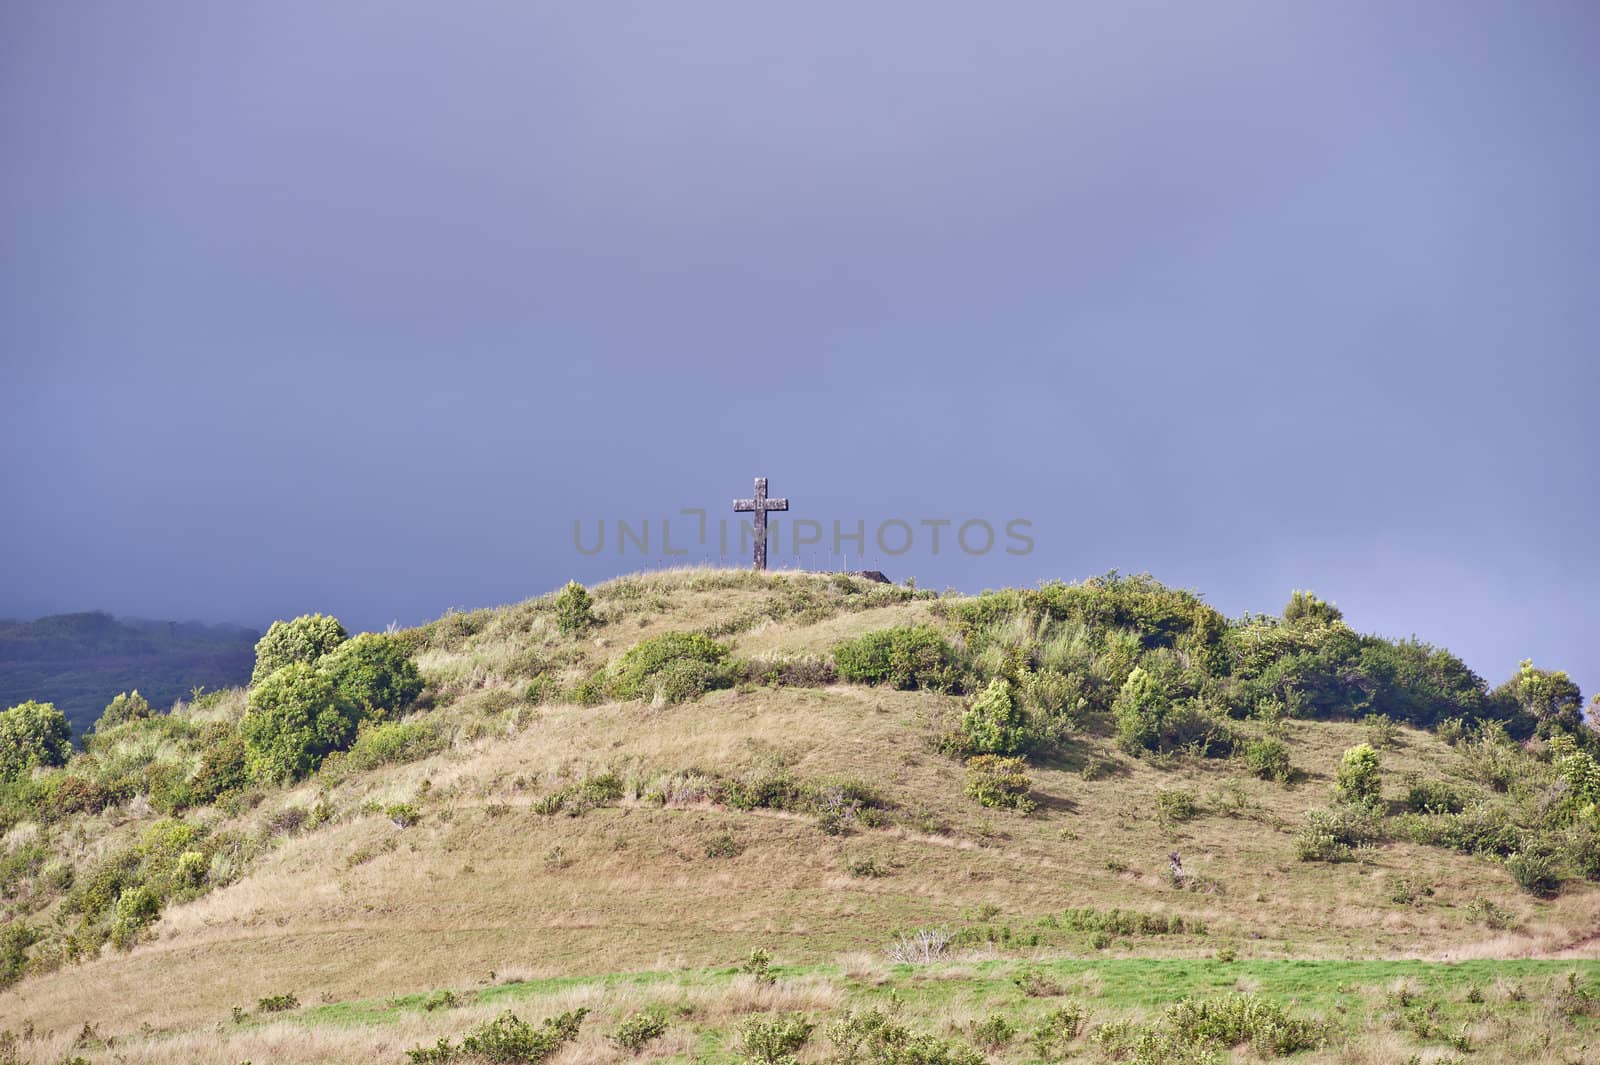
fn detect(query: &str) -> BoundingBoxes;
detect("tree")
[95,690,153,731]
[1113,666,1170,753]
[251,614,348,685]
[241,664,358,782]
[961,678,1031,754]
[0,701,72,782]
[553,581,595,635]
[1492,659,1584,739]
[320,633,423,720]
[1283,590,1343,626]
[1335,743,1382,806]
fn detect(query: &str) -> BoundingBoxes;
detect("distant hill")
[0,611,258,734]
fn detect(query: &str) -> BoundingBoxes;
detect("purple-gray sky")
[2,2,1596,698]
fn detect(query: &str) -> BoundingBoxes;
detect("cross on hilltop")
[733,476,787,571]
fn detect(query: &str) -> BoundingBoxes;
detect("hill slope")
[1,569,1596,1064]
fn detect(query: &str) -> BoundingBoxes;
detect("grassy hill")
[0,612,257,735]
[0,569,1596,1064]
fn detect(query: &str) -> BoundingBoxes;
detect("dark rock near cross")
[733,476,787,571]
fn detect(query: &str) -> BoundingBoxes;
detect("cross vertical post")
[733,476,788,571]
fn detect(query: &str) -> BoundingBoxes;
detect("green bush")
[1295,805,1384,862]
[250,613,348,685]
[1565,824,1600,881]
[1335,743,1382,806]
[109,884,162,948]
[1032,1003,1086,1056]
[1244,737,1292,782]
[1505,848,1560,897]
[242,664,360,783]
[554,581,595,635]
[1155,788,1198,824]
[320,633,423,720]
[961,678,1031,754]
[331,720,441,773]
[385,802,423,828]
[827,1008,984,1065]
[1403,775,1468,814]
[96,690,153,730]
[1283,590,1343,626]
[0,922,39,990]
[833,626,960,691]
[606,632,737,704]
[188,732,250,805]
[257,992,300,1012]
[1161,992,1325,1055]
[738,1013,813,1065]
[964,755,1035,812]
[0,701,72,782]
[1113,667,1168,753]
[968,1014,1014,1051]
[610,1009,668,1054]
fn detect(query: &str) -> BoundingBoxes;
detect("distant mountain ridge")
[0,611,258,734]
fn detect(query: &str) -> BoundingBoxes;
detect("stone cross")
[733,476,788,571]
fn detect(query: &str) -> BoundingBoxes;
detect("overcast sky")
[2,2,1596,698]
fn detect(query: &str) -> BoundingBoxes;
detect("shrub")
[968,1014,1014,1051]
[739,1013,813,1065]
[334,720,442,773]
[1403,776,1468,814]
[1059,907,1204,936]
[1032,1003,1086,1056]
[109,885,162,948]
[741,948,777,986]
[606,633,737,704]
[1283,590,1343,625]
[1465,895,1515,929]
[963,755,1035,813]
[1162,992,1325,1055]
[257,992,300,1013]
[251,613,348,685]
[385,802,422,828]
[554,581,595,635]
[960,678,1031,754]
[188,732,249,805]
[407,1008,587,1065]
[0,701,72,782]
[1363,713,1400,749]
[610,1009,668,1053]
[1296,805,1384,862]
[0,922,39,990]
[1244,737,1292,782]
[705,832,743,859]
[421,989,462,1011]
[1155,788,1198,824]
[1335,744,1382,806]
[1113,667,1168,753]
[96,690,153,730]
[1505,848,1560,896]
[833,626,960,691]
[1565,824,1600,881]
[242,663,360,783]
[320,633,423,720]
[827,1008,984,1065]
[885,928,952,963]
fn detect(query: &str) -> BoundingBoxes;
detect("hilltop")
[0,569,1597,1064]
